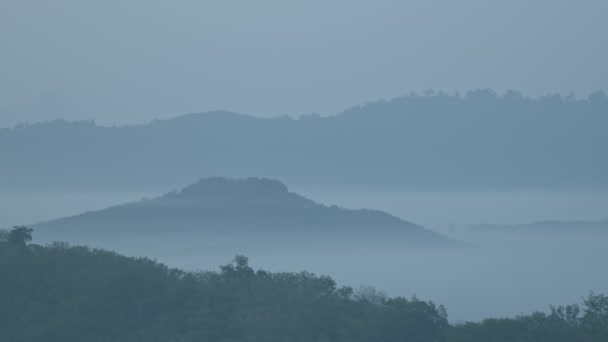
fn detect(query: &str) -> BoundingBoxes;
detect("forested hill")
[0,236,449,342]
[1,231,607,342]
[2,90,607,191]
[32,177,449,245]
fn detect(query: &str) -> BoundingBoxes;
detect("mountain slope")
[33,177,451,246]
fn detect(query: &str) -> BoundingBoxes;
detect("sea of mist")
[2,187,607,322]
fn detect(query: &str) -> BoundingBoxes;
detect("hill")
[0,238,449,342]
[2,90,607,191]
[32,177,450,246]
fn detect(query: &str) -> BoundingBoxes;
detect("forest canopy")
[0,228,607,341]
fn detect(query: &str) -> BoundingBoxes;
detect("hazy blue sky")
[1,0,606,127]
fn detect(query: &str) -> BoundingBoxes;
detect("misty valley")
[2,174,608,341]
[2,12,608,337]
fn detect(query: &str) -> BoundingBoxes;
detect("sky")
[1,0,606,128]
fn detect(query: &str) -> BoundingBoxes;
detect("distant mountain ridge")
[2,90,607,191]
[33,177,451,246]
[469,219,608,233]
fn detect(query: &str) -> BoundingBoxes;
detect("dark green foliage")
[1,226,33,247]
[2,230,606,341]
[0,242,448,341]
[448,293,608,342]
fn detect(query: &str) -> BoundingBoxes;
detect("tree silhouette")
[6,226,33,247]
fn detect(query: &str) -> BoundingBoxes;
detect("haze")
[2,1,608,339]
[1,0,607,127]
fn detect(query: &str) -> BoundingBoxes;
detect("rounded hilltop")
[163,177,308,204]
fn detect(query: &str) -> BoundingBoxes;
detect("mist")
[2,1,608,340]
[10,184,606,323]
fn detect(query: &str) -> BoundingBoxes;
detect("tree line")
[1,227,606,341]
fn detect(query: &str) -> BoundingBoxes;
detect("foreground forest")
[1,227,607,342]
